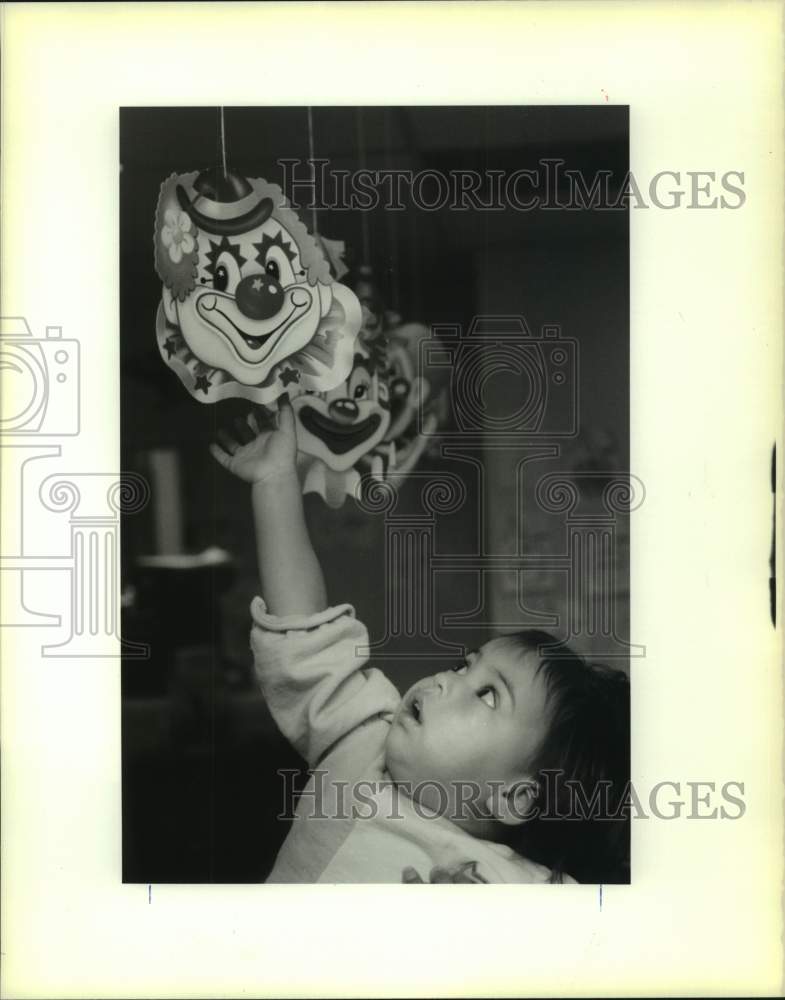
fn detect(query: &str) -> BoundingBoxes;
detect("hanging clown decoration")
[359,317,448,480]
[346,263,385,347]
[154,167,362,405]
[385,322,435,445]
[290,336,391,508]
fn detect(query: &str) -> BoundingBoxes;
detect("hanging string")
[383,108,400,310]
[219,107,228,179]
[401,109,422,319]
[306,106,319,239]
[356,107,371,263]
[409,203,420,318]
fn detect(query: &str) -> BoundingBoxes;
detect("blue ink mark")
[148,884,151,904]
[599,883,603,911]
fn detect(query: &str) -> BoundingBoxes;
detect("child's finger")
[209,442,233,470]
[247,410,261,436]
[277,394,296,436]
[216,429,238,455]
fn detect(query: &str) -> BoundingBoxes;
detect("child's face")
[385,639,551,817]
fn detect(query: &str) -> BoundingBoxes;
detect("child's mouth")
[403,689,424,725]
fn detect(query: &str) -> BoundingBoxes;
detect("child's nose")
[431,672,450,693]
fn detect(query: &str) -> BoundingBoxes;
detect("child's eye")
[477,686,496,709]
[452,662,468,675]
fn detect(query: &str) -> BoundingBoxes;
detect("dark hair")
[503,630,630,884]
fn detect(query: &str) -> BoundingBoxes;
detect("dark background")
[120,106,629,882]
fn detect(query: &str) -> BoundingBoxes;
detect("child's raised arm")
[210,397,327,617]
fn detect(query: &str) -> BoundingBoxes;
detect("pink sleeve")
[249,596,400,767]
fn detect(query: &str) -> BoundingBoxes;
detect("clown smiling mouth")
[299,407,382,454]
[212,304,298,351]
[197,294,304,356]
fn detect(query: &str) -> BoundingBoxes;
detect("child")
[211,400,630,884]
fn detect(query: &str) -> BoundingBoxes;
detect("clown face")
[347,266,385,345]
[155,170,362,405]
[292,350,391,472]
[384,332,430,443]
[163,217,332,385]
[385,340,417,442]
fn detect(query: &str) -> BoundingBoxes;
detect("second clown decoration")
[290,332,392,509]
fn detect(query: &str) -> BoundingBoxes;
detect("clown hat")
[176,166,273,236]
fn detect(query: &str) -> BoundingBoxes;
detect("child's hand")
[210,396,298,485]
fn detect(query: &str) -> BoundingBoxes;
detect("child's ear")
[486,779,540,826]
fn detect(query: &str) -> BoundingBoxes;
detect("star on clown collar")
[279,367,300,387]
[164,336,178,359]
[194,373,212,394]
